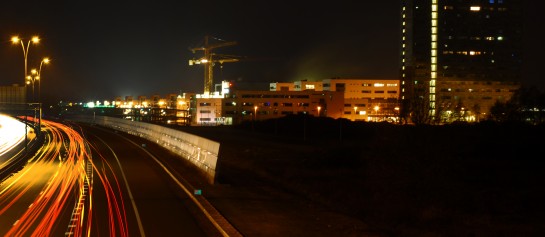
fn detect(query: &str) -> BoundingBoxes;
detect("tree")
[409,83,432,125]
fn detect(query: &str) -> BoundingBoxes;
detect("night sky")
[1,1,543,104]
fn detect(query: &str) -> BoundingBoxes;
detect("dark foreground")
[170,116,545,236]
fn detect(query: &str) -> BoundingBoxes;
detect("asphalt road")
[77,122,220,237]
[1,119,238,237]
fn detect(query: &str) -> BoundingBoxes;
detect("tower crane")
[189,35,239,95]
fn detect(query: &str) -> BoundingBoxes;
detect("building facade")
[323,78,400,122]
[400,0,522,121]
[0,84,27,113]
[0,84,26,105]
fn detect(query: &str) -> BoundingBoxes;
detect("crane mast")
[189,35,237,95]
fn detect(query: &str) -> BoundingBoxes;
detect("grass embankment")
[178,116,545,236]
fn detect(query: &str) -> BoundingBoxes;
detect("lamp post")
[374,105,380,122]
[11,36,40,86]
[317,106,321,117]
[37,57,50,102]
[26,69,40,129]
[394,106,400,124]
[254,106,258,121]
[353,106,358,121]
[253,106,258,131]
[26,69,40,102]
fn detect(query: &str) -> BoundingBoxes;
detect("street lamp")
[37,57,50,102]
[254,106,258,121]
[394,106,400,124]
[252,106,258,131]
[353,106,358,121]
[11,36,40,85]
[317,106,321,117]
[374,105,380,122]
[26,69,40,102]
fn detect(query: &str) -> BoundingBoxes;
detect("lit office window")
[470,6,481,11]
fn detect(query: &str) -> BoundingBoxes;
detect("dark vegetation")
[177,115,545,236]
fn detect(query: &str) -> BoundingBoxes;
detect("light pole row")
[11,36,50,103]
[11,35,51,137]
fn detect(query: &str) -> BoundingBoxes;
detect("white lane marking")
[121,137,231,237]
[95,137,146,237]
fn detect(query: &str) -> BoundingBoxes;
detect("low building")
[436,80,520,122]
[323,78,400,122]
[221,90,344,125]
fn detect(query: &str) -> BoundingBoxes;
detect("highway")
[0,118,231,237]
[0,114,26,158]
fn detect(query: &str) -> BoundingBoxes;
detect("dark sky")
[1,1,543,104]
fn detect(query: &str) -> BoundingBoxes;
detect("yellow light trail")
[0,118,130,237]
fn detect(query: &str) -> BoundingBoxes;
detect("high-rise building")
[400,0,522,122]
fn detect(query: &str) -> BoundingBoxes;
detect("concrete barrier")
[71,115,219,183]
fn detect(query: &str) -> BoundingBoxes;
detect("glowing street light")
[317,106,321,117]
[374,105,380,122]
[37,57,50,102]
[26,69,40,102]
[252,106,258,131]
[254,106,258,121]
[394,106,400,123]
[11,36,40,85]
[353,106,358,121]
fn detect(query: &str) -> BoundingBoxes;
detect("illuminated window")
[470,6,481,11]
[497,36,503,40]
